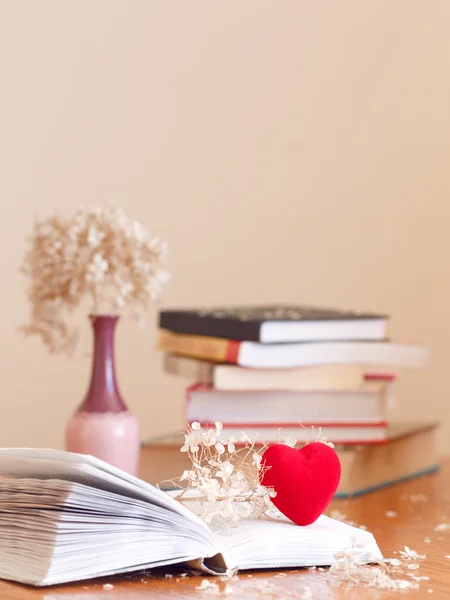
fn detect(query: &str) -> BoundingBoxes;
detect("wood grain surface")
[0,455,448,599]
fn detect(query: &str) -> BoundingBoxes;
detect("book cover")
[159,305,387,343]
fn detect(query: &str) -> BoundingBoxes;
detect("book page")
[0,449,204,524]
[0,449,224,585]
[0,473,220,586]
[208,513,382,571]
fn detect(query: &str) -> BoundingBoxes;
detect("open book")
[0,448,382,586]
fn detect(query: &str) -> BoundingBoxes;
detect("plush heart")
[259,442,341,526]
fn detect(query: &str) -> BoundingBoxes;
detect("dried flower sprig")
[170,421,276,523]
[167,421,334,523]
[329,539,423,591]
[20,206,169,353]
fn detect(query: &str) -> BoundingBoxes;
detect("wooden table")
[0,458,449,599]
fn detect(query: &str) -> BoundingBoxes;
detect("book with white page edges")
[0,448,382,586]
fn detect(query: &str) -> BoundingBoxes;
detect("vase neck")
[81,315,127,413]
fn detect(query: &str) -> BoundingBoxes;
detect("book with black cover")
[159,305,387,343]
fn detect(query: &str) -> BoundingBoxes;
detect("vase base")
[65,411,140,475]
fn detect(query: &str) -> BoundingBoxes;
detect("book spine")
[163,355,214,384]
[158,329,241,363]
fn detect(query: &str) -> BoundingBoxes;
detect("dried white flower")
[385,511,397,518]
[386,558,402,567]
[21,206,169,353]
[399,546,426,560]
[434,523,450,532]
[252,452,263,470]
[215,442,226,456]
[172,422,276,522]
[329,541,420,591]
[227,441,236,453]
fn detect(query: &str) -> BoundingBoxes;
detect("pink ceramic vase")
[65,315,140,475]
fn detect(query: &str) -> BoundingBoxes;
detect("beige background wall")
[0,2,449,452]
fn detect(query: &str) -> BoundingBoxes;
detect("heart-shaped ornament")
[259,442,341,526]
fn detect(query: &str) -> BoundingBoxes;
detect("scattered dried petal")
[195,579,221,593]
[386,558,402,567]
[399,546,426,560]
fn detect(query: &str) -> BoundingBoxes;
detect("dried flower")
[386,558,402,567]
[170,421,277,522]
[21,206,169,353]
[329,540,420,591]
[399,546,426,561]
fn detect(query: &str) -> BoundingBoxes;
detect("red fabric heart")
[259,442,341,526]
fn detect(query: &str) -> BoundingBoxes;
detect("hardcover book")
[159,305,387,343]
[0,448,381,586]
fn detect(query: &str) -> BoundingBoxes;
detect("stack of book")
[153,305,438,496]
